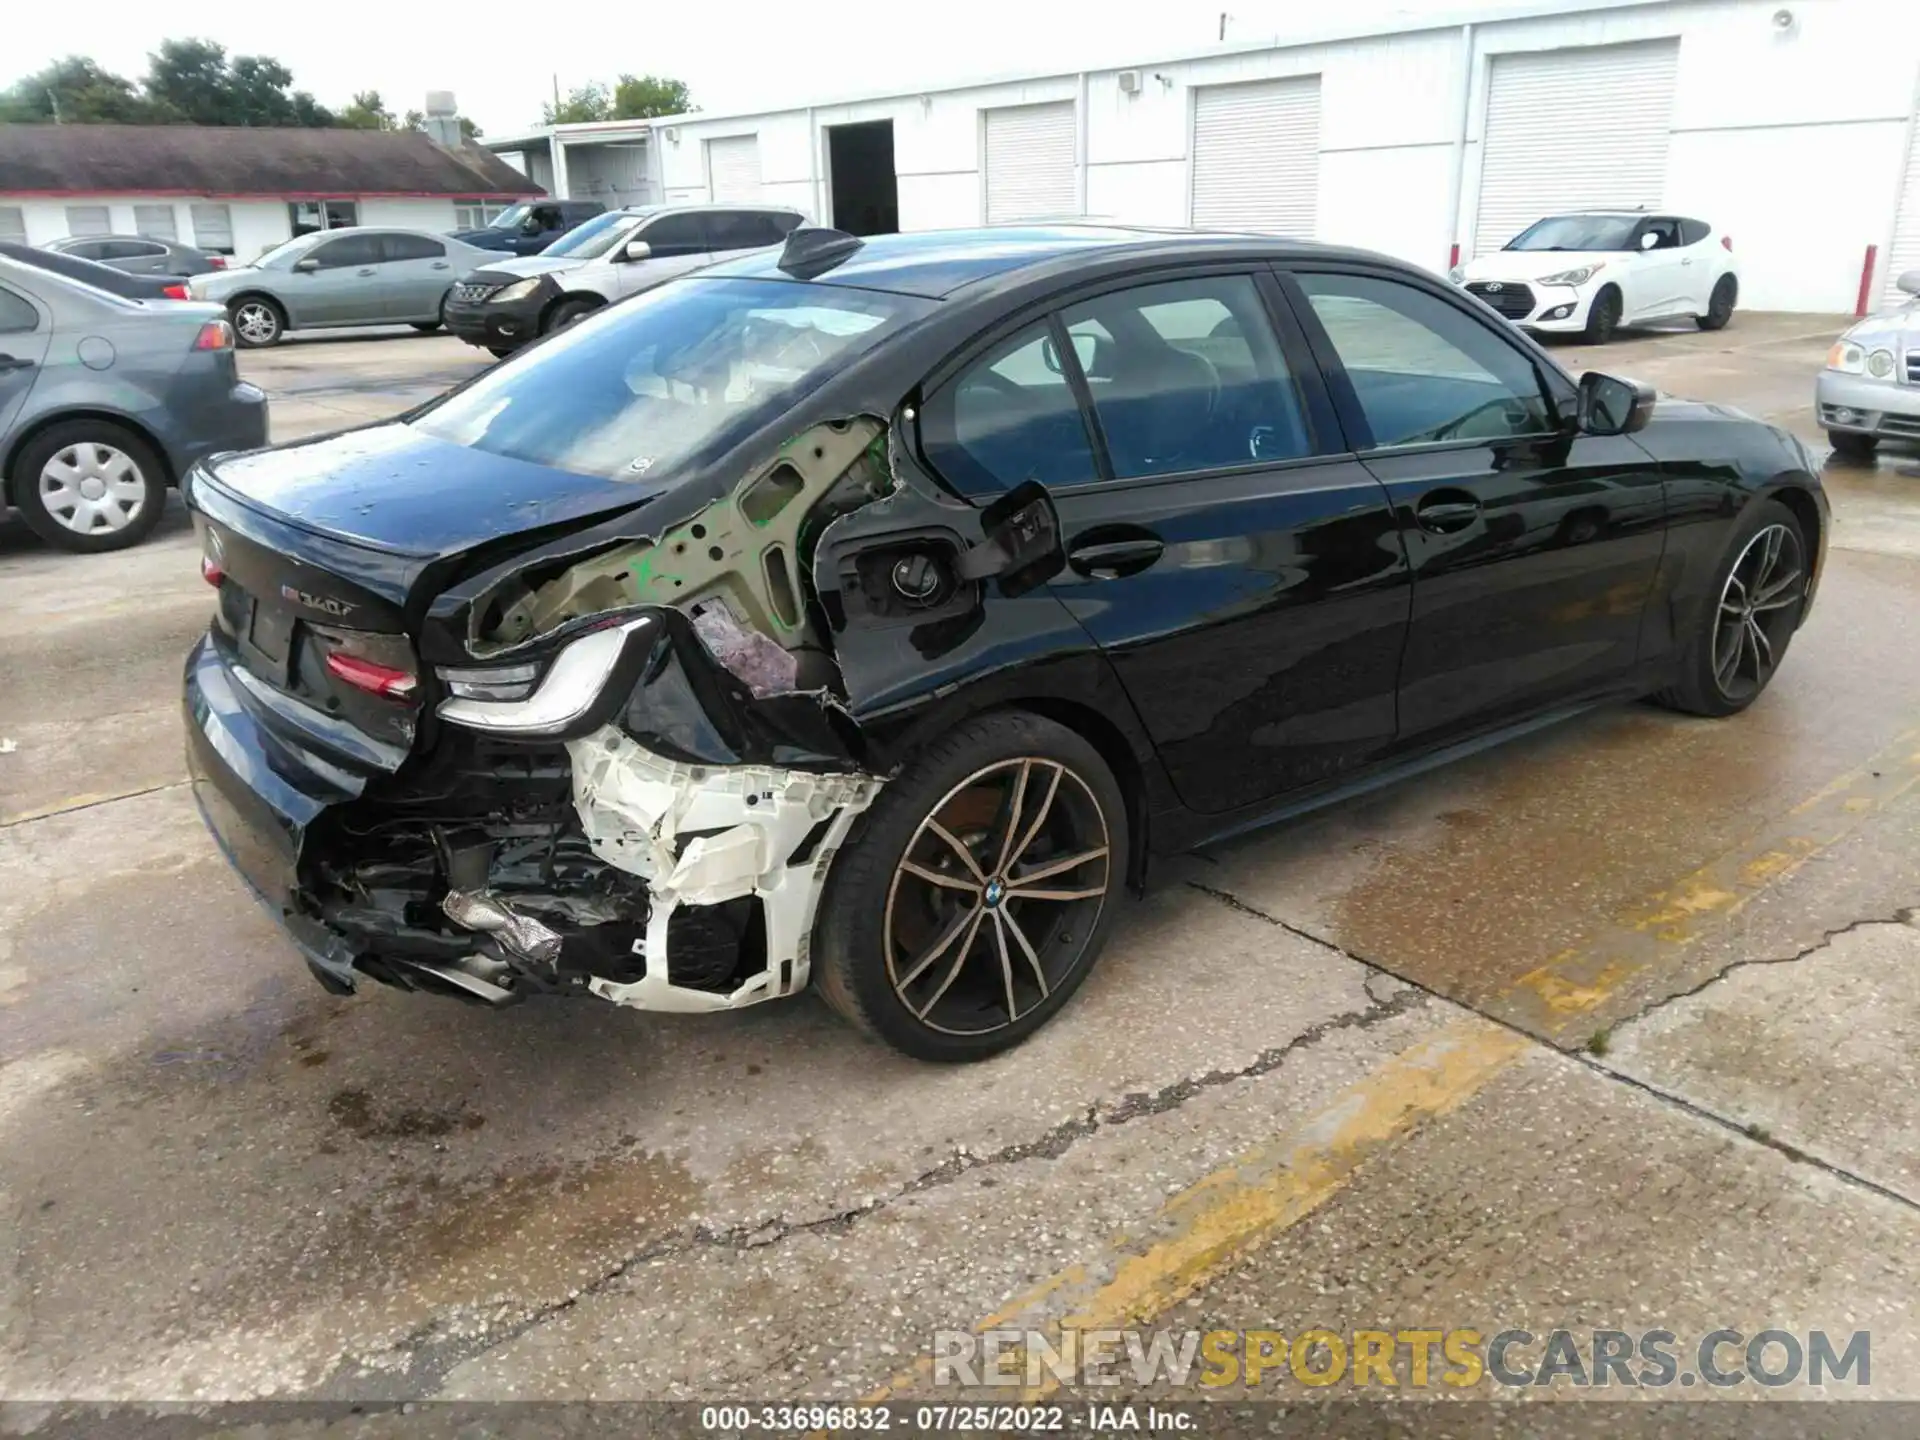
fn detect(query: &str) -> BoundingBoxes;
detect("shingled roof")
[0,124,543,198]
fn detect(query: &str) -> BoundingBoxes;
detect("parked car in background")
[1,255,267,552]
[187,228,498,347]
[1816,270,1920,460]
[182,225,1825,1060]
[45,234,226,279]
[1450,211,1739,343]
[0,241,195,301]
[450,200,605,257]
[444,203,806,356]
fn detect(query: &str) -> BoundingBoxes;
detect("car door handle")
[431,261,450,269]
[1415,497,1481,534]
[0,354,33,373]
[356,268,376,276]
[1067,536,1164,578]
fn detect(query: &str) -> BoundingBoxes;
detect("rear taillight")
[193,320,234,351]
[325,652,419,700]
[162,283,190,300]
[201,555,224,587]
[1722,235,1733,251]
[209,256,228,269]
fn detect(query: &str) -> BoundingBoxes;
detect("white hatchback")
[1450,211,1740,344]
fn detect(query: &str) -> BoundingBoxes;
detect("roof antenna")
[777,226,863,279]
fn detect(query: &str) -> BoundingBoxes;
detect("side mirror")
[622,239,653,262]
[1639,231,1661,251]
[292,257,319,273]
[1898,269,1920,297]
[1577,371,1656,436]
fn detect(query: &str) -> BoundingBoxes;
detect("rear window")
[414,276,932,480]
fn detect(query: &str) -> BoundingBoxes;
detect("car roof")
[700,224,1374,299]
[613,202,808,218]
[0,241,167,298]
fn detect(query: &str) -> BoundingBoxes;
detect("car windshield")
[488,203,534,231]
[544,211,649,260]
[414,276,932,481]
[1504,215,1641,251]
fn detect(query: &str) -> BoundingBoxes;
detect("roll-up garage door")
[1190,76,1322,237]
[707,134,763,202]
[984,102,1076,223]
[1473,39,1679,255]
[1881,119,1920,305]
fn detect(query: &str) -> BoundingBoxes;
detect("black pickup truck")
[449,200,605,256]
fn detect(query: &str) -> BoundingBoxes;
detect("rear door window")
[1060,274,1313,477]
[382,233,446,261]
[1677,217,1711,247]
[921,320,1100,497]
[708,212,785,250]
[0,285,38,333]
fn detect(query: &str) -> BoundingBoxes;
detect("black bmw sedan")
[182,225,1827,1061]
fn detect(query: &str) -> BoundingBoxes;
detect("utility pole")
[1218,12,1229,41]
[48,89,62,123]
[552,73,561,119]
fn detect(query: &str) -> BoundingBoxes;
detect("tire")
[1827,429,1878,461]
[1696,275,1737,331]
[228,295,285,349]
[411,322,441,334]
[486,345,516,360]
[1582,286,1622,344]
[543,296,601,334]
[10,420,168,553]
[812,710,1130,1062]
[1653,498,1808,718]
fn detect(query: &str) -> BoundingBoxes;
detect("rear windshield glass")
[1504,215,1641,251]
[414,276,932,480]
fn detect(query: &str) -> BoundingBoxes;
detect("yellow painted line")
[851,724,1920,1414]
[1502,722,1920,1039]
[857,1018,1529,1406]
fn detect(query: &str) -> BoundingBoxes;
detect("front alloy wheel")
[230,299,282,348]
[1710,522,1804,704]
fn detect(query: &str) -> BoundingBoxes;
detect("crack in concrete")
[0,780,190,829]
[1187,878,1920,1220]
[328,954,1428,1400]
[1604,906,1917,1035]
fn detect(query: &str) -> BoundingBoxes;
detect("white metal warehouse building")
[488,0,1920,313]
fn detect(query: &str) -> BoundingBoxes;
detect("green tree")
[141,39,334,126]
[0,56,151,123]
[611,74,692,119]
[339,89,397,130]
[541,81,613,126]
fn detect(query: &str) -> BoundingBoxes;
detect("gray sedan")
[1817,270,1920,459]
[1,256,268,552]
[46,234,225,279]
[188,228,498,347]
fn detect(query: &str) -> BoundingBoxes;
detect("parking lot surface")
[4,316,1920,1417]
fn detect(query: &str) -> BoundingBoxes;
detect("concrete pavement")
[3,315,1919,1427]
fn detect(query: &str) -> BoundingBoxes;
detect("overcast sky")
[5,0,1435,137]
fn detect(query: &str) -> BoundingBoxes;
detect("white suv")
[1450,211,1739,344]
[445,203,808,356]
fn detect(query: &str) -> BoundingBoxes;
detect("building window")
[288,199,360,238]
[133,204,179,242]
[189,203,234,255]
[65,205,111,237]
[0,207,25,244]
[454,201,509,230]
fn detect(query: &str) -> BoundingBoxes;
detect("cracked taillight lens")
[436,662,541,702]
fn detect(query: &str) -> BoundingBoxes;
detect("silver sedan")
[1816,270,1920,459]
[189,227,498,347]
[0,256,267,552]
